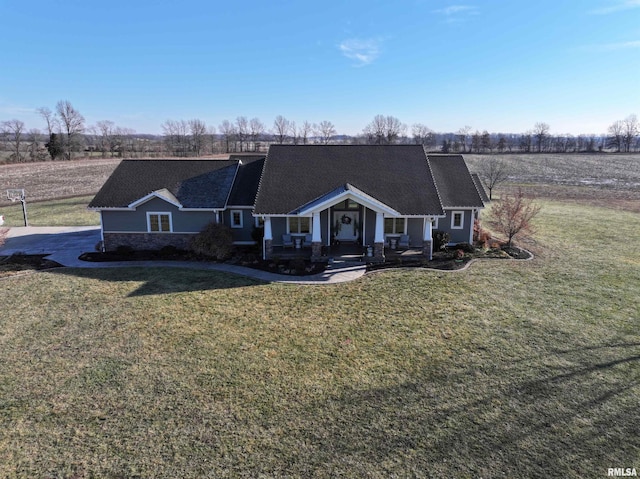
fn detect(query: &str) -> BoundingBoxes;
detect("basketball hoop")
[7,189,25,202]
[6,189,28,226]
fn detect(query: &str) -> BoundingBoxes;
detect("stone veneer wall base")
[103,233,196,252]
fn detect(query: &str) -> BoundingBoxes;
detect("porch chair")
[399,234,410,249]
[282,234,293,249]
[304,234,313,246]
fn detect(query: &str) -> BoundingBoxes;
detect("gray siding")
[436,209,474,244]
[270,217,287,246]
[224,208,255,242]
[407,218,424,247]
[320,209,330,245]
[364,208,376,246]
[102,198,216,233]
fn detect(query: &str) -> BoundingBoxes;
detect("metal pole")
[21,199,28,227]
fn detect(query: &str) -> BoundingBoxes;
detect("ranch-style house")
[88,145,488,261]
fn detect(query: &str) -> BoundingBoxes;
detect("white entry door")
[334,212,360,242]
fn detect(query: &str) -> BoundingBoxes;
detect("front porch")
[260,189,436,263]
[267,242,426,263]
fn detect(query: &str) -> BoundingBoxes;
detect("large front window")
[147,212,172,232]
[289,217,310,234]
[384,218,405,234]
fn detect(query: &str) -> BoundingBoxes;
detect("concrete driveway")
[0,226,101,265]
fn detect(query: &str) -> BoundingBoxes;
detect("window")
[255,216,265,228]
[432,217,439,229]
[384,218,405,234]
[288,216,310,234]
[147,212,172,232]
[451,211,464,229]
[230,210,243,228]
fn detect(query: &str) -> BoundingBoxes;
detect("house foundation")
[423,240,433,260]
[310,242,323,262]
[103,232,195,252]
[371,241,385,262]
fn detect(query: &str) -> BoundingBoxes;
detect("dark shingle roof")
[471,173,490,203]
[254,145,443,215]
[88,159,239,209]
[427,155,485,208]
[227,156,266,206]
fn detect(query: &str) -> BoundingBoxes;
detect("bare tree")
[249,117,265,151]
[479,158,510,200]
[622,114,638,153]
[300,121,312,144]
[533,122,550,153]
[189,119,207,156]
[289,121,299,145]
[315,120,336,144]
[219,120,236,153]
[95,120,116,157]
[272,115,290,144]
[37,107,58,137]
[488,188,541,248]
[1,119,26,162]
[235,116,249,152]
[607,120,624,152]
[412,123,435,148]
[362,115,405,144]
[457,126,472,153]
[27,129,47,162]
[207,125,218,155]
[56,100,85,160]
[162,119,189,156]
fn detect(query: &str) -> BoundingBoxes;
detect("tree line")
[1,102,638,163]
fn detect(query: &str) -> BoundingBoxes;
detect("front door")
[333,211,360,242]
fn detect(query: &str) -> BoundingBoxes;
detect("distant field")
[465,153,640,212]
[0,158,122,202]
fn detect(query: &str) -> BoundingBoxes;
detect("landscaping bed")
[79,248,327,276]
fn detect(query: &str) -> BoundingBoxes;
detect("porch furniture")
[389,237,398,250]
[294,237,303,249]
[282,234,293,249]
[399,235,410,249]
[305,234,313,245]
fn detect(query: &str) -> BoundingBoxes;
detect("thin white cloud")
[589,0,640,14]
[432,4,479,23]
[339,38,381,67]
[592,40,640,50]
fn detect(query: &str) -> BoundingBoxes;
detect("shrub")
[190,222,234,260]
[456,242,475,253]
[288,257,307,275]
[159,245,179,258]
[115,245,134,256]
[433,231,450,251]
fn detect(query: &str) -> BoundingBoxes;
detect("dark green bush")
[189,222,234,260]
[433,231,450,251]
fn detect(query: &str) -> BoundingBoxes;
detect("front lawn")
[0,199,638,478]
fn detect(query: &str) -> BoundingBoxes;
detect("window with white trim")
[384,218,405,234]
[147,212,172,232]
[432,217,439,229]
[230,210,243,228]
[255,216,265,228]
[288,217,310,234]
[451,211,464,229]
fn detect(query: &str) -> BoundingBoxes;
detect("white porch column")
[263,216,272,240]
[374,212,384,243]
[423,217,432,241]
[312,212,321,242]
[263,216,273,260]
[424,217,433,260]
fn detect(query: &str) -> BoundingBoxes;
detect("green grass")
[1,195,99,227]
[0,200,638,478]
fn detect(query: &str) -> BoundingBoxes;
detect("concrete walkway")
[0,226,367,285]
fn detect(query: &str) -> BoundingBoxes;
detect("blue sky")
[1,0,638,136]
